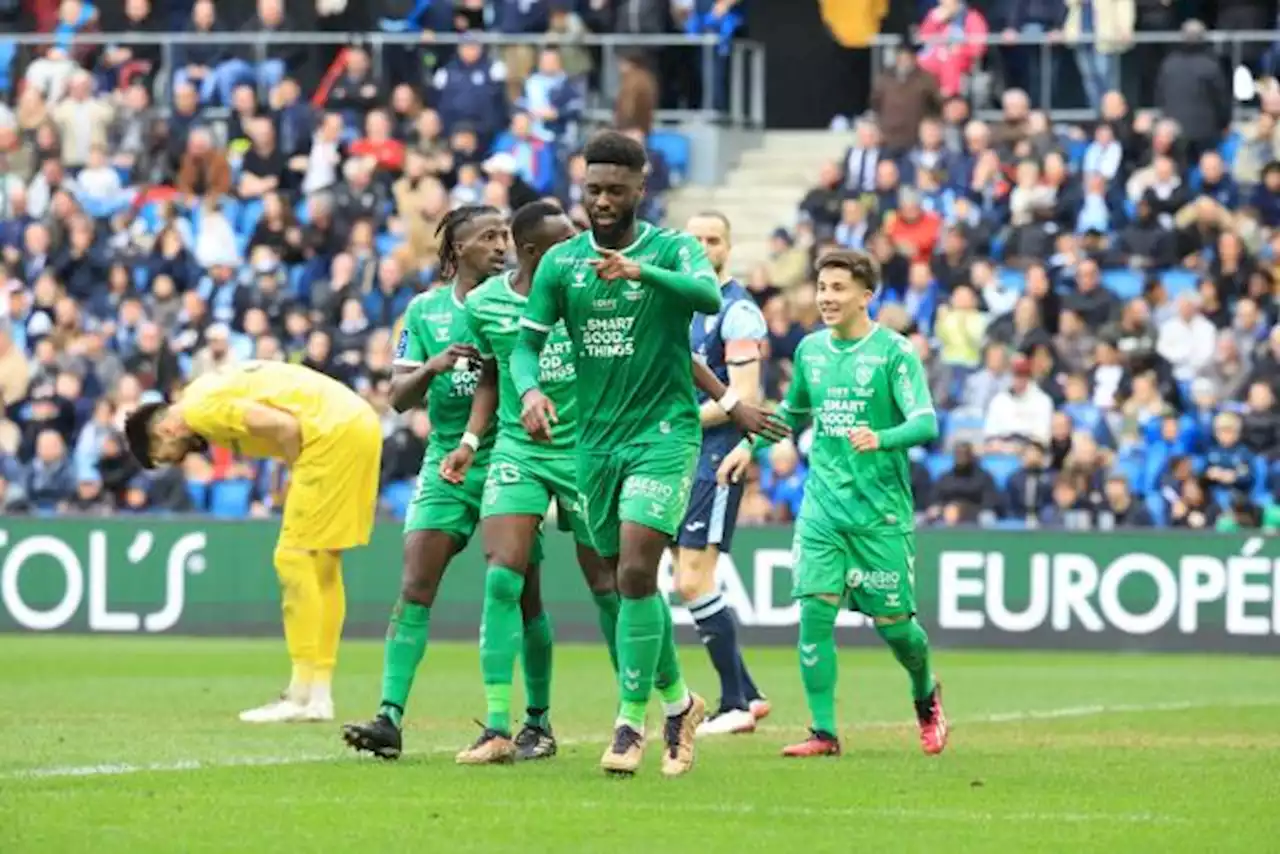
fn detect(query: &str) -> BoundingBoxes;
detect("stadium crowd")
[0,0,1276,532]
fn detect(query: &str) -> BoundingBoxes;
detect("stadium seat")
[925,452,954,482]
[647,131,691,185]
[1161,269,1199,297]
[1101,269,1143,301]
[186,480,209,512]
[1114,453,1145,492]
[381,480,415,519]
[1251,457,1270,505]
[1219,130,1242,166]
[942,409,984,450]
[0,41,13,98]
[981,454,1021,491]
[375,232,403,257]
[991,517,1028,530]
[997,267,1027,293]
[1145,492,1167,526]
[209,479,253,518]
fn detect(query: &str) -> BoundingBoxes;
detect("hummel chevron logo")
[800,643,817,654]
[625,668,640,679]
[801,656,819,667]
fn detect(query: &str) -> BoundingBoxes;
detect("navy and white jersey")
[691,279,767,478]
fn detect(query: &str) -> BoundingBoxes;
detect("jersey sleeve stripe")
[480,353,496,361]
[519,317,551,333]
[905,407,936,419]
[393,358,424,368]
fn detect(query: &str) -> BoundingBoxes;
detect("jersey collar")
[826,323,880,354]
[588,221,651,255]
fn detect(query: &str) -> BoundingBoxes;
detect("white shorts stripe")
[519,317,551,333]
[708,484,730,546]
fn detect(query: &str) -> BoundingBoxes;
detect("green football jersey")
[466,272,578,457]
[393,284,494,461]
[520,222,716,450]
[781,324,934,533]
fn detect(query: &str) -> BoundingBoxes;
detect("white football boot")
[695,707,757,737]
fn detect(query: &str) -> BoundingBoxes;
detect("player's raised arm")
[512,246,564,440]
[441,311,499,484]
[595,232,722,314]
[390,302,481,413]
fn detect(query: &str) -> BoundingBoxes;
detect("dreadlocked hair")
[435,205,501,281]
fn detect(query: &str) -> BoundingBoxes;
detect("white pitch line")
[2,698,1274,783]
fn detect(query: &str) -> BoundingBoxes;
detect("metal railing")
[1,30,766,128]
[866,29,1280,121]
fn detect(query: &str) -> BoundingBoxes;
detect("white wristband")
[718,390,741,413]
[460,432,480,451]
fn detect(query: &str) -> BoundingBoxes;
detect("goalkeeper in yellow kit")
[124,360,383,723]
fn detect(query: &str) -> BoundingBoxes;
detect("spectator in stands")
[99,0,163,92]
[1157,292,1217,381]
[1117,369,1170,447]
[239,117,287,201]
[1040,473,1094,529]
[613,50,657,136]
[1241,381,1279,454]
[52,72,112,172]
[760,441,806,523]
[917,1,988,101]
[884,188,941,263]
[522,47,583,144]
[177,127,232,206]
[1096,472,1153,528]
[873,45,942,155]
[841,120,882,196]
[1064,0,1134,110]
[1066,258,1120,328]
[173,0,231,106]
[433,34,510,146]
[1204,411,1256,496]
[1083,122,1123,180]
[481,151,539,212]
[327,48,380,122]
[1234,110,1280,186]
[351,109,407,180]
[0,317,28,406]
[25,427,74,511]
[984,354,1055,452]
[926,441,1000,525]
[1005,440,1054,522]
[491,111,557,195]
[1155,21,1230,161]
[798,161,845,239]
[935,283,986,370]
[1170,475,1218,529]
[961,343,1011,414]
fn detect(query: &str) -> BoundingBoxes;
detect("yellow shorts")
[279,407,382,552]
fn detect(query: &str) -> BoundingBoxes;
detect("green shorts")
[577,441,699,558]
[791,517,917,619]
[403,452,485,545]
[482,448,590,546]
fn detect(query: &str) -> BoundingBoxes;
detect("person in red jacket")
[884,188,942,264]
[917,0,989,98]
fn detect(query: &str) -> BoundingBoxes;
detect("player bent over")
[450,202,788,765]
[676,211,770,736]
[124,360,382,723]
[342,206,545,760]
[719,249,949,757]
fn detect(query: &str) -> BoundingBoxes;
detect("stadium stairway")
[665,131,848,276]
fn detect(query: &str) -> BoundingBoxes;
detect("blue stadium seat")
[981,454,1021,491]
[648,131,691,185]
[381,480,415,519]
[991,518,1028,530]
[1114,453,1145,492]
[925,452,954,482]
[186,480,209,512]
[0,41,14,98]
[209,479,253,518]
[1101,269,1143,300]
[236,198,264,237]
[1251,457,1271,505]
[942,409,984,450]
[1161,269,1199,297]
[1219,130,1242,166]
[1145,492,1167,526]
[997,267,1027,293]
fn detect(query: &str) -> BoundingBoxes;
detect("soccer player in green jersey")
[719,249,950,758]
[448,201,788,766]
[510,132,725,777]
[342,205,547,760]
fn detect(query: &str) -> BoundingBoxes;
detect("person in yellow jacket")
[124,360,383,723]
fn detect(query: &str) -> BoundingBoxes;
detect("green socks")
[877,618,935,702]
[616,594,664,729]
[379,599,432,727]
[479,566,526,733]
[522,611,553,728]
[591,590,621,673]
[798,596,839,735]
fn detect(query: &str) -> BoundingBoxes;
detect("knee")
[273,546,310,585]
[399,570,438,607]
[616,561,657,598]
[673,554,715,604]
[486,566,525,604]
[579,559,617,598]
[799,595,839,630]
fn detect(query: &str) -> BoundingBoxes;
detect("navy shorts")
[675,478,744,551]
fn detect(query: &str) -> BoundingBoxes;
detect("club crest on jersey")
[572,270,588,288]
[855,364,874,386]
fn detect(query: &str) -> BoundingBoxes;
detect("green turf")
[1,637,1278,853]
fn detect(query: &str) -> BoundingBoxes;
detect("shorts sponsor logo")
[622,476,675,502]
[846,569,900,590]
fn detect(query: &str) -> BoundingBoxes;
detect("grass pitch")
[1,637,1278,853]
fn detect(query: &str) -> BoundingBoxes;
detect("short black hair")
[124,401,167,469]
[582,130,647,172]
[510,200,565,247]
[815,249,881,293]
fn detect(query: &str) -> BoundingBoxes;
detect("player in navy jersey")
[672,212,771,735]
